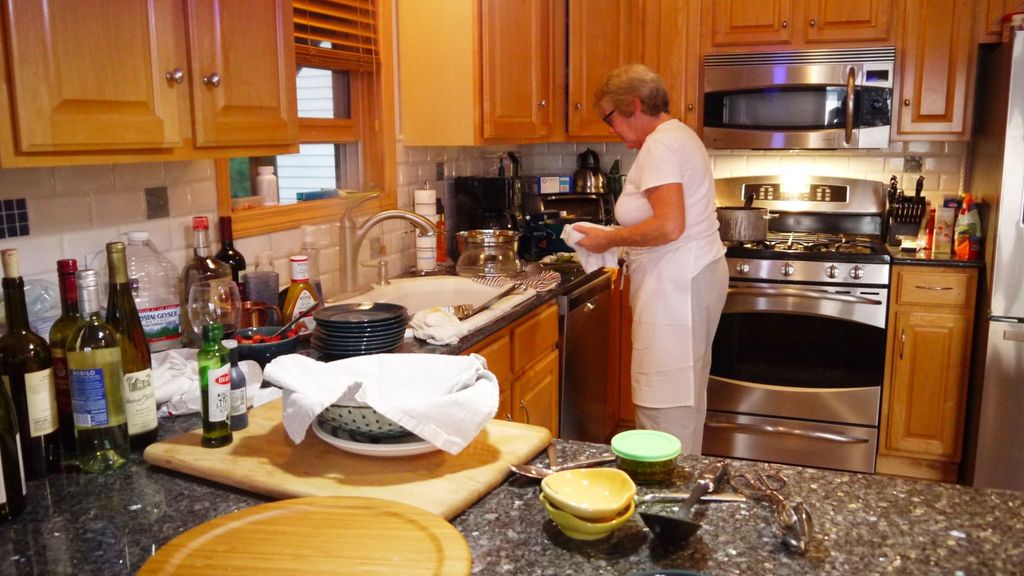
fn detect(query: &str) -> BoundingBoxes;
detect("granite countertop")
[887,246,986,269]
[4,416,1024,575]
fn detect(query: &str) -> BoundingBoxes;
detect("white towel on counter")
[404,288,537,346]
[263,352,499,455]
[561,222,620,273]
[151,348,267,416]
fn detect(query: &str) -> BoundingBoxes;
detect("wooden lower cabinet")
[466,302,560,437]
[877,265,978,482]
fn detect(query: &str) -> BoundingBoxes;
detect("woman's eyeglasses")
[602,109,616,127]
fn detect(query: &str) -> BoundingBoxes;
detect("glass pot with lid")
[455,229,522,277]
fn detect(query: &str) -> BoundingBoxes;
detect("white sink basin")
[329,275,510,315]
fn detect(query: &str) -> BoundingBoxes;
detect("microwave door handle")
[844,67,856,145]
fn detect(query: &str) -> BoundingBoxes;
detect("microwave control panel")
[742,183,850,203]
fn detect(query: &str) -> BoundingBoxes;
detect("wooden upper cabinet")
[481,0,553,139]
[3,0,183,152]
[642,0,701,128]
[975,0,1018,43]
[706,0,895,51]
[0,0,297,167]
[804,0,892,43]
[708,0,794,47]
[186,0,298,147]
[896,0,975,137]
[567,0,643,137]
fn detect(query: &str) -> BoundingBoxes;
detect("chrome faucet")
[340,193,437,294]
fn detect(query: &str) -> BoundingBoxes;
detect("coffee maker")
[447,175,525,260]
[519,178,616,261]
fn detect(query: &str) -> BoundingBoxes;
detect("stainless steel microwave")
[702,47,895,150]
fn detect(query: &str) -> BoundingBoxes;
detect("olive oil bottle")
[66,269,129,473]
[198,324,232,448]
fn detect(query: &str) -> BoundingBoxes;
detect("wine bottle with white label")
[66,269,129,473]
[198,323,232,448]
[105,242,158,450]
[0,379,26,522]
[49,259,81,456]
[0,249,60,479]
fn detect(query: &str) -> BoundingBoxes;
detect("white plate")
[312,420,438,458]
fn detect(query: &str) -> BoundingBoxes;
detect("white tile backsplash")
[0,167,55,199]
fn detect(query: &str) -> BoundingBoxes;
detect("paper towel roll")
[415,234,437,271]
[413,189,435,205]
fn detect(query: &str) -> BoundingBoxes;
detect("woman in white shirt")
[573,64,728,454]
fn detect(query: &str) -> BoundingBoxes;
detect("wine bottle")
[198,324,232,448]
[215,216,247,284]
[0,379,26,522]
[105,242,158,450]
[48,258,80,455]
[281,255,320,333]
[221,339,248,431]
[66,269,129,473]
[182,216,232,346]
[0,249,60,479]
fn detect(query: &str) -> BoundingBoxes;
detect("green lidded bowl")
[610,430,681,485]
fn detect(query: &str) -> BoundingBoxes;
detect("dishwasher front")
[557,270,613,442]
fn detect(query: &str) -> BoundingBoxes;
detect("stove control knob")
[735,261,750,274]
[849,265,865,280]
[780,262,796,277]
[825,264,840,279]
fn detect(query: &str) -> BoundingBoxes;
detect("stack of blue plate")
[311,302,408,358]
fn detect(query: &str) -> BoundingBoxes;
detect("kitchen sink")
[327,275,512,315]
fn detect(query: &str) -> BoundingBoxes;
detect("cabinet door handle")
[165,68,185,84]
[203,72,221,88]
[505,412,513,422]
[687,103,694,111]
[903,98,911,107]
[575,102,583,111]
[915,285,953,291]
[519,400,530,424]
[781,20,788,28]
[809,19,816,27]
[537,99,547,108]
[899,328,906,360]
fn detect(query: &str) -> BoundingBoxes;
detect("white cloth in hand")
[407,307,468,345]
[263,353,499,455]
[561,222,620,273]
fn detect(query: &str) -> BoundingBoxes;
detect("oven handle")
[728,286,883,305]
[706,420,869,444]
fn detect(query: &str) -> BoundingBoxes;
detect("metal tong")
[729,471,813,554]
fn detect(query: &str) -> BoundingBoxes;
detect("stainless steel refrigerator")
[969,29,1024,491]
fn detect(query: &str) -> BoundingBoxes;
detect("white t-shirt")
[614,119,722,273]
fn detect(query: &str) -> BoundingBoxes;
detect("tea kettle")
[573,148,606,194]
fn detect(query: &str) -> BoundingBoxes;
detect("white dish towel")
[263,353,499,455]
[406,288,537,345]
[561,222,620,273]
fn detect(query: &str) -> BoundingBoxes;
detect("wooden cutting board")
[144,399,551,520]
[138,496,471,575]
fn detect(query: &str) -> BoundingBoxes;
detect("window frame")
[217,0,397,239]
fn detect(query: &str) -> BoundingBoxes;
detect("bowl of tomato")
[234,325,303,367]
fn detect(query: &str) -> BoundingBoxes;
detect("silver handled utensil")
[508,454,616,479]
[442,284,516,320]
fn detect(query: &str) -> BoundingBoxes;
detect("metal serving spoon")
[508,454,616,479]
[638,460,728,546]
[441,284,516,320]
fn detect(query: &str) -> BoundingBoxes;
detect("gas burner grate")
[764,232,885,255]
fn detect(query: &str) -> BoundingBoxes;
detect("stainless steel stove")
[704,175,891,474]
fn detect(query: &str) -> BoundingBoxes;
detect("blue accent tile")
[0,228,6,239]
[17,224,28,236]
[4,213,15,226]
[5,225,16,237]
[16,211,27,224]
[14,198,25,211]
[2,199,13,211]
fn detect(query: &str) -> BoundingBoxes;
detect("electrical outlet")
[145,186,170,219]
[436,162,445,181]
[903,155,923,173]
[368,237,382,259]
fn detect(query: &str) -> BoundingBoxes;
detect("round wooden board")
[139,496,471,575]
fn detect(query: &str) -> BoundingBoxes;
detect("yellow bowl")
[540,468,637,521]
[539,493,635,541]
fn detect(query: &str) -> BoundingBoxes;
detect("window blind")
[293,0,378,72]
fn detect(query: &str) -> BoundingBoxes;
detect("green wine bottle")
[0,248,60,479]
[66,269,129,473]
[0,379,26,522]
[198,323,232,448]
[105,242,158,450]
[49,258,81,455]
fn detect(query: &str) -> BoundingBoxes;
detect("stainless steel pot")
[455,229,522,277]
[716,207,769,242]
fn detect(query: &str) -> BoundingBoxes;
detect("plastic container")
[124,231,182,352]
[244,252,280,309]
[255,166,279,206]
[610,430,681,485]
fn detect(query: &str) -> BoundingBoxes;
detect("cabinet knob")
[575,102,583,111]
[519,400,530,424]
[203,72,222,88]
[899,328,906,359]
[687,103,694,111]
[781,20,788,28]
[809,19,816,27]
[903,98,911,107]
[165,68,185,84]
[537,99,547,108]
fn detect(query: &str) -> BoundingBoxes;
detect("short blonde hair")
[594,64,670,117]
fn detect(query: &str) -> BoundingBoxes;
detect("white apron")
[626,233,722,408]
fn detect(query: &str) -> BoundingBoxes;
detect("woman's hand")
[573,224,618,253]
